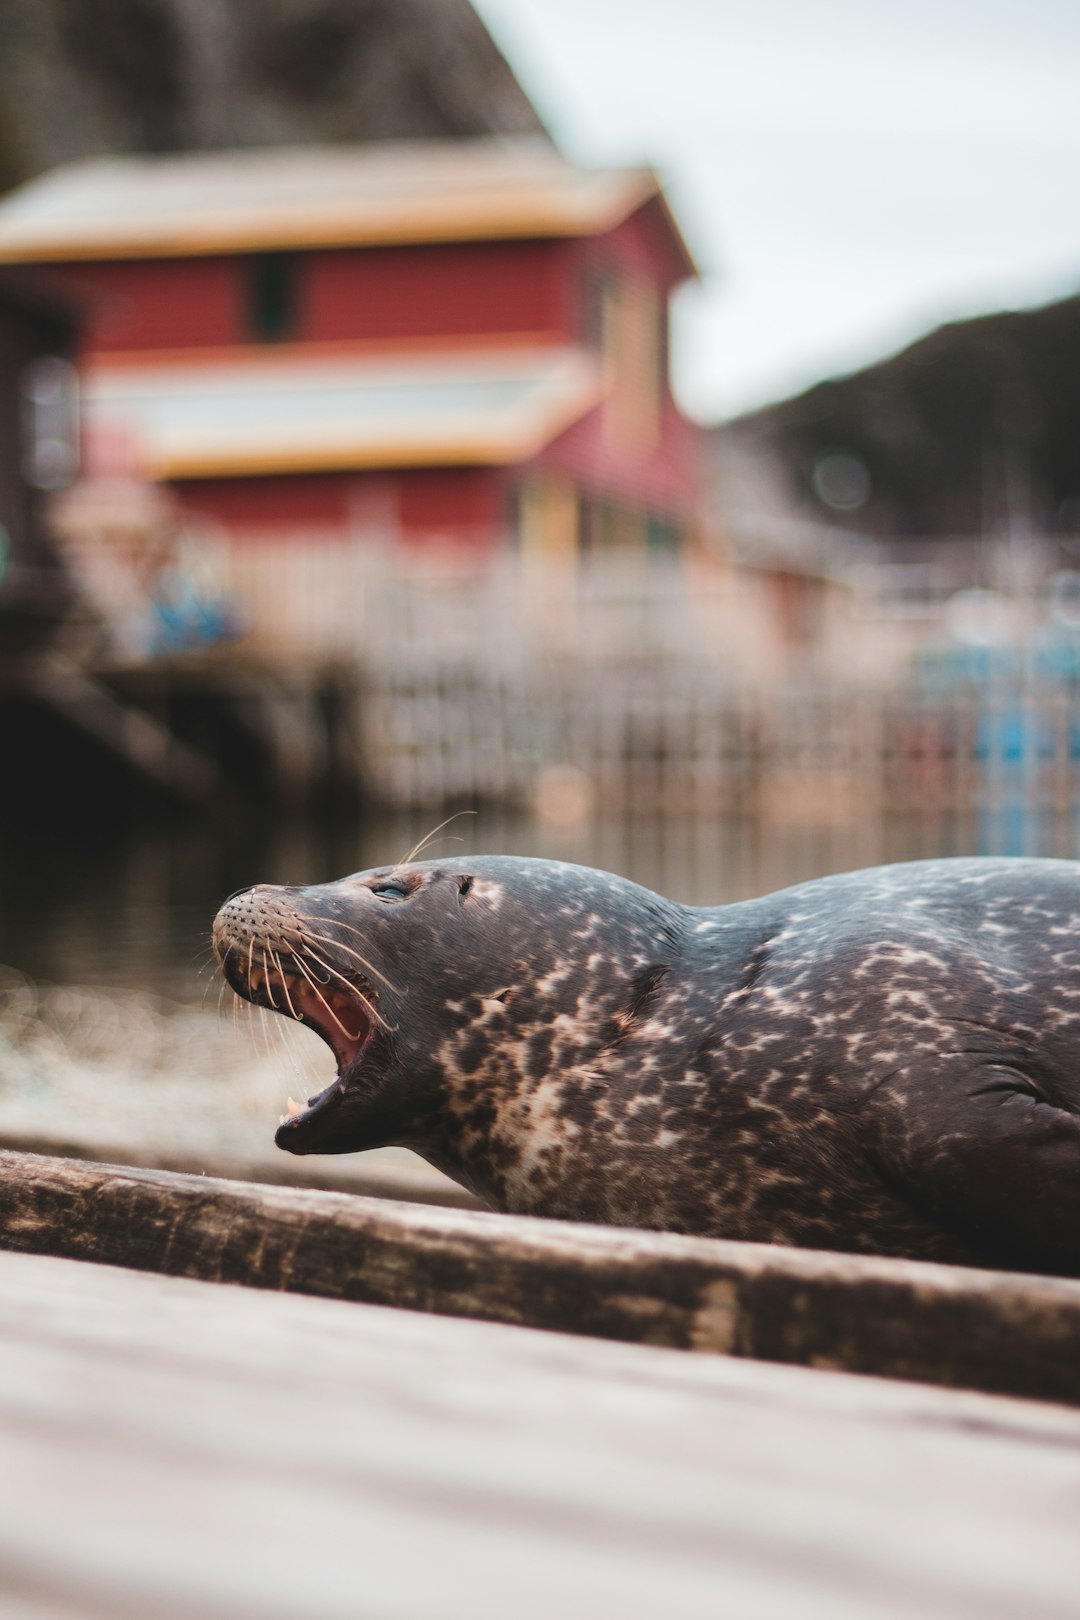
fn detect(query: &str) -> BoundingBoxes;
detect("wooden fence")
[217,542,1080,830]
[362,659,1080,833]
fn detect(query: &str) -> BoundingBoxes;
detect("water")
[0,806,1046,1000]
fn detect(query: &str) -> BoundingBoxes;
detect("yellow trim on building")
[0,157,677,265]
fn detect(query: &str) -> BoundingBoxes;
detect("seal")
[212,855,1080,1275]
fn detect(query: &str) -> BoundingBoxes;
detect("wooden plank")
[0,1127,482,1210]
[3,1149,1080,1406]
[1,1249,1080,1620]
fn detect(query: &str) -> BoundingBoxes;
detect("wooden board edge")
[2,1149,1080,1407]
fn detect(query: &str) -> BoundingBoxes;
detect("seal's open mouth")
[219,944,378,1140]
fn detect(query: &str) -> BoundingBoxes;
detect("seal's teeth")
[286,1096,305,1117]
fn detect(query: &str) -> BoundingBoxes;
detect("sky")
[472,0,1080,422]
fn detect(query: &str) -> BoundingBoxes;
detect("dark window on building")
[579,269,609,351]
[578,494,602,556]
[21,356,79,490]
[246,252,298,341]
[506,482,524,548]
[656,296,670,392]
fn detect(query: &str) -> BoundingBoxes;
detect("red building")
[0,140,699,562]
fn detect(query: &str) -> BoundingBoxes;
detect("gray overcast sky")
[472,0,1080,421]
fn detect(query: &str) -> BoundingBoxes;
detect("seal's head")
[212,855,684,1201]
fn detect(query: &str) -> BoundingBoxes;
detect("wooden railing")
[362,662,1080,828]
[217,542,1080,827]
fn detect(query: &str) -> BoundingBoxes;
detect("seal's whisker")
[290,917,400,992]
[260,946,281,1011]
[290,937,358,996]
[234,991,265,1058]
[239,993,257,1049]
[269,946,302,1024]
[291,920,401,991]
[278,1021,315,1086]
[294,938,389,1033]
[235,989,259,1045]
[238,993,269,1060]
[258,998,296,1066]
[401,810,475,865]
[256,1002,277,1062]
[267,1007,297,1062]
[291,913,376,946]
[290,954,366,1043]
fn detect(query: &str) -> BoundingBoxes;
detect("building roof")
[0,140,695,272]
[82,344,605,480]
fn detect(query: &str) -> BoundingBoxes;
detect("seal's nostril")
[224,886,255,905]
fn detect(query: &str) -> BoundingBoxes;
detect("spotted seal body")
[212,855,1080,1274]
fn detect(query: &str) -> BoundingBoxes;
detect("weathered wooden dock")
[2,1240,1080,1619]
[4,1150,1080,1407]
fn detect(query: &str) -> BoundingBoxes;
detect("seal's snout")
[213,879,384,1146]
[212,883,286,968]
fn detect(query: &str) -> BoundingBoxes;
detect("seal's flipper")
[873,1066,1080,1276]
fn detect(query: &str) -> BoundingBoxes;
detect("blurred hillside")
[0,0,548,191]
[720,292,1080,544]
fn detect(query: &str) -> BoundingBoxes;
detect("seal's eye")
[371,881,410,901]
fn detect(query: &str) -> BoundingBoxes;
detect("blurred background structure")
[0,0,1079,1122]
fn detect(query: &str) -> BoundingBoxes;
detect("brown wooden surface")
[4,1149,1080,1406]
[1,1248,1079,1620]
[0,1126,482,1209]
